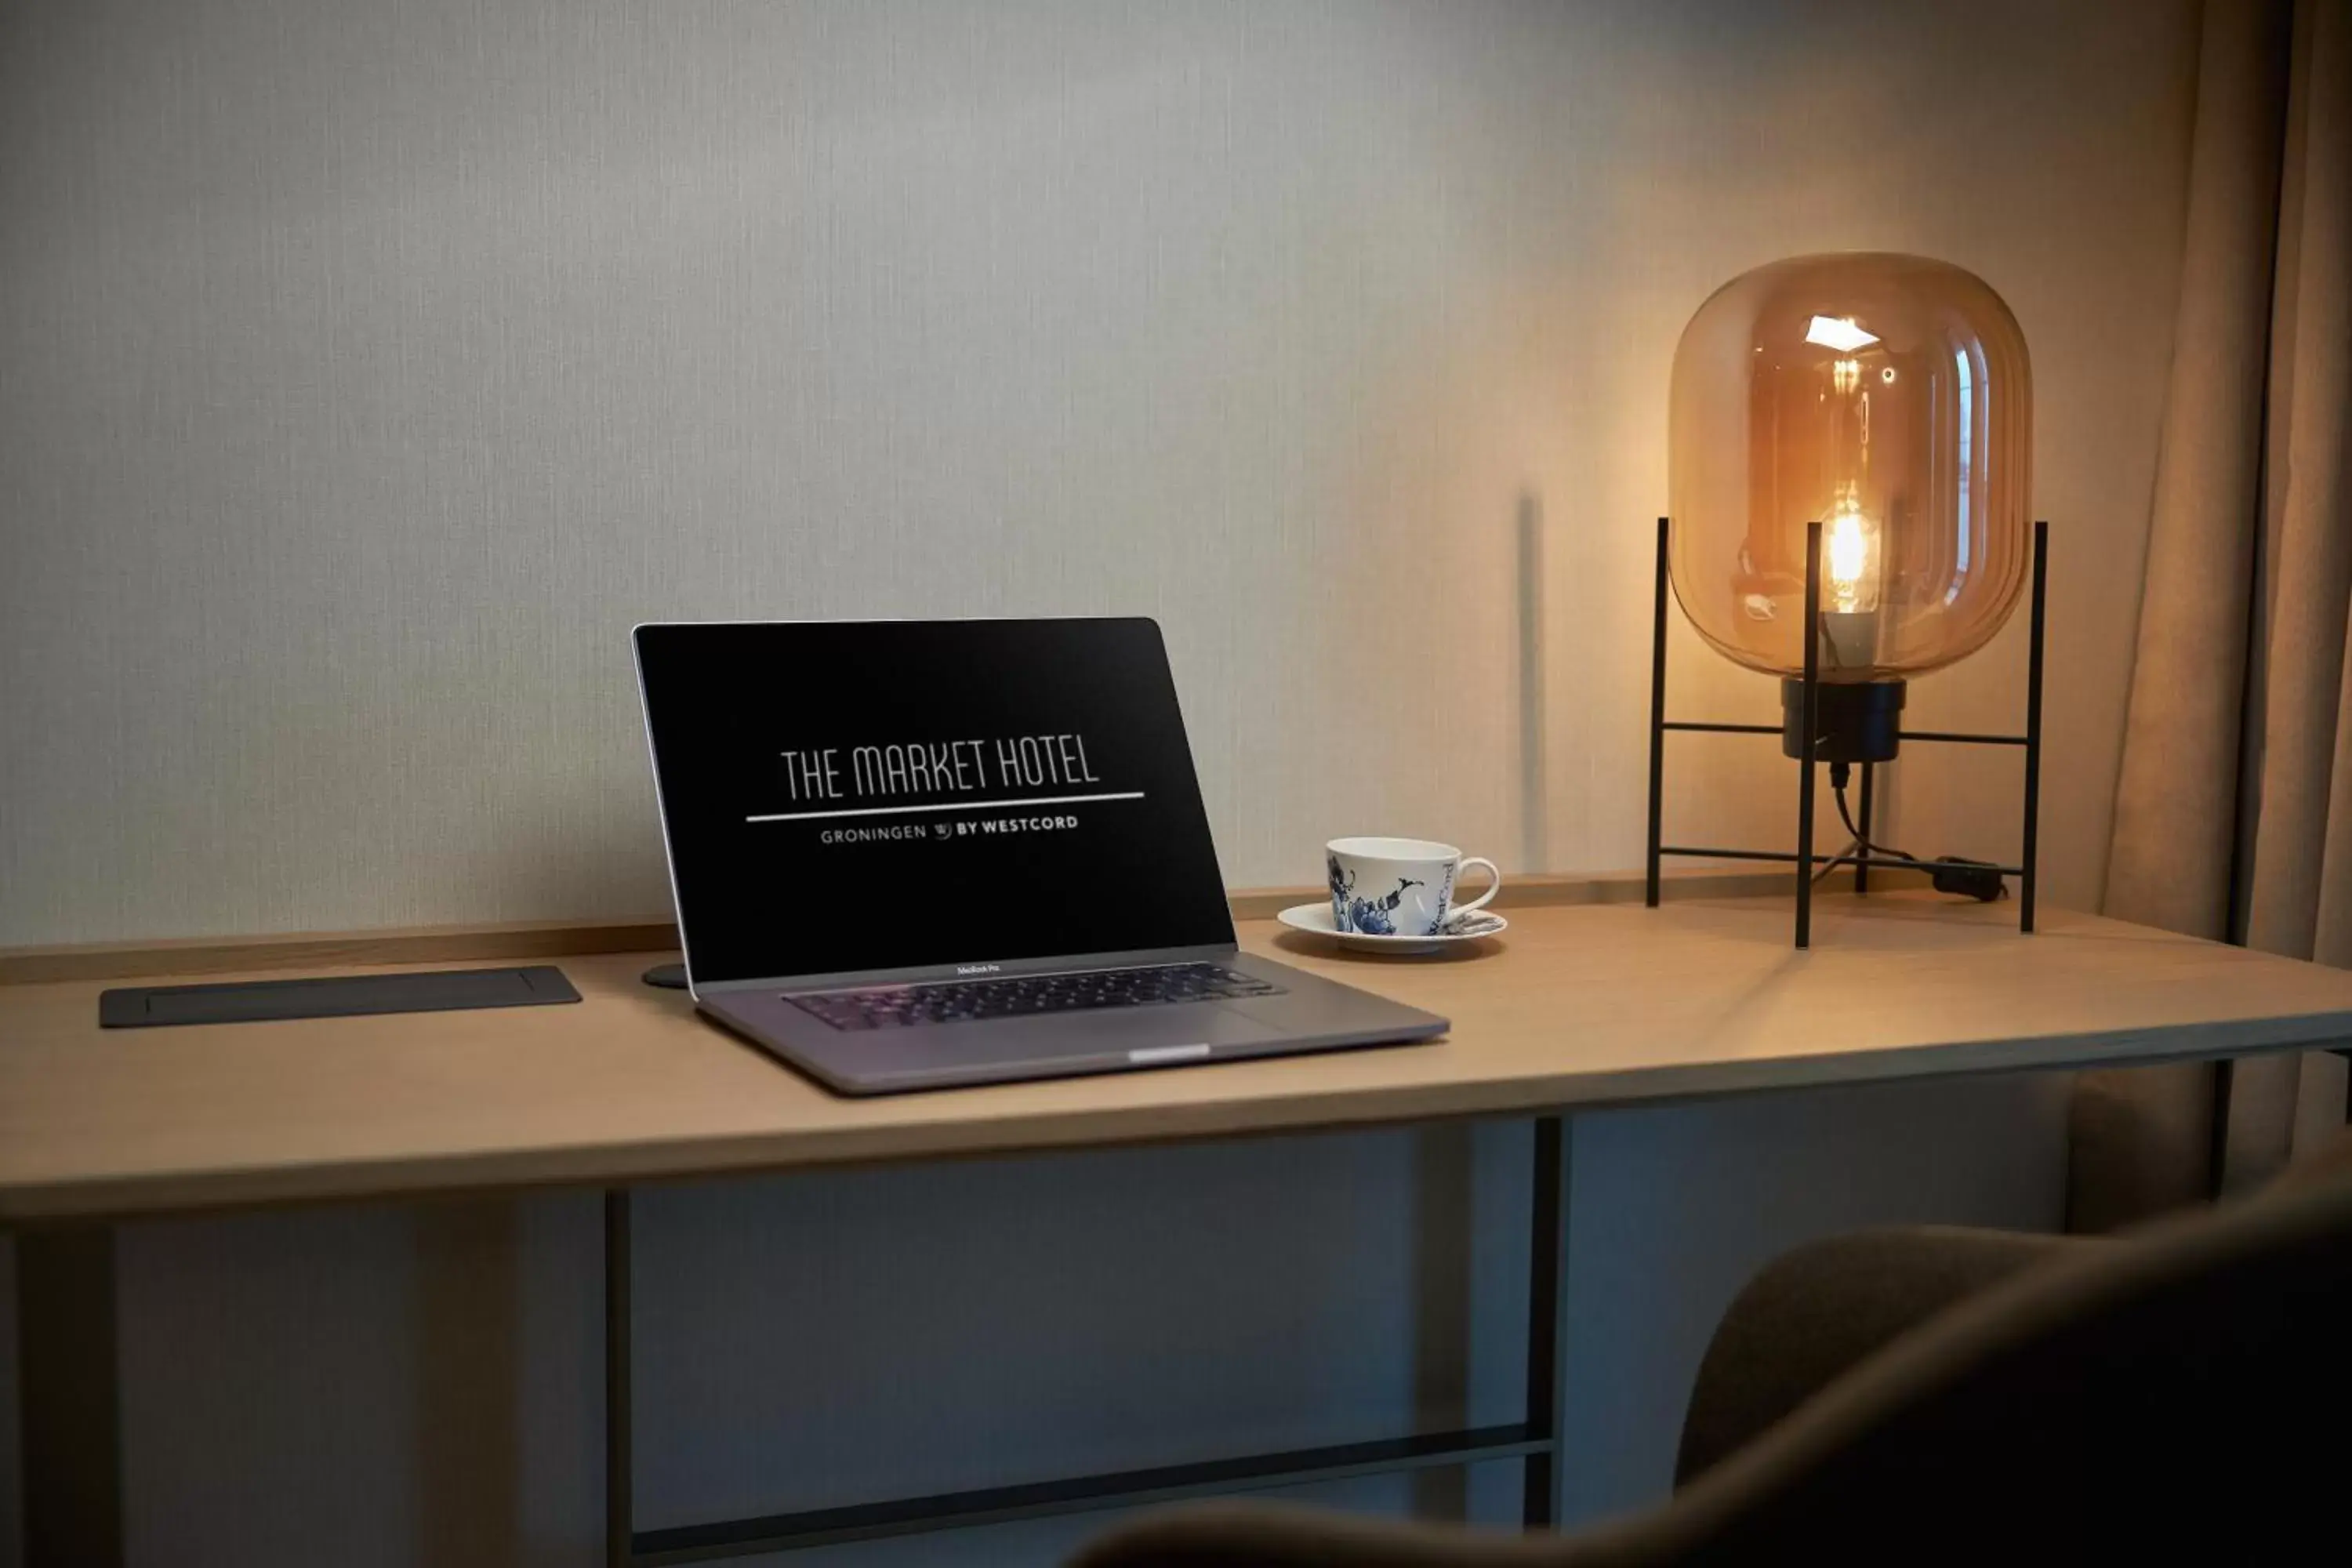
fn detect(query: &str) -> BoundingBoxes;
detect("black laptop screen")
[635,619,1237,985]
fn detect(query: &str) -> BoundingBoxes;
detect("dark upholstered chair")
[1073,1151,2352,1566]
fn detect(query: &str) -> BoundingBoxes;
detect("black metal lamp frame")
[1642,515,2049,949]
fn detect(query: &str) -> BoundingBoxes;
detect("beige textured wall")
[0,0,2194,948]
[0,6,2184,1565]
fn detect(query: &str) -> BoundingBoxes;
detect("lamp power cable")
[1822,760,2008,902]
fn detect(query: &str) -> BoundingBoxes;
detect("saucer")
[1276,902,1508,955]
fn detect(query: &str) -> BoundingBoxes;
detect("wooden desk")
[9,889,2352,1565]
[10,892,2352,1223]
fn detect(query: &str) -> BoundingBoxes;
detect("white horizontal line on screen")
[745,791,1145,823]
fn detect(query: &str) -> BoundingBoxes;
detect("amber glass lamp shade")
[1667,252,2031,687]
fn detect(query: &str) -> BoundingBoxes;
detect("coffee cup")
[1325,837,1501,938]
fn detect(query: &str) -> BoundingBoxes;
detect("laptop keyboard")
[786,962,1284,1032]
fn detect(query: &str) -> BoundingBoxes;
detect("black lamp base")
[1780,677,1905,764]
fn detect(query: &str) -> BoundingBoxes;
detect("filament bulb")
[1824,487,1877,615]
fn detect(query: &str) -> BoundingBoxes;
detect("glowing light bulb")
[1815,483,1883,670]
[1825,488,1876,613]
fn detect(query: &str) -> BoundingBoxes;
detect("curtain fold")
[2074,0,2352,1231]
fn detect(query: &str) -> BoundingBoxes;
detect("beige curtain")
[2073,0,2352,1232]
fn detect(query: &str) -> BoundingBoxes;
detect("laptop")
[633,617,1448,1095]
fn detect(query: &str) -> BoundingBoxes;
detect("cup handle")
[1450,858,1501,922]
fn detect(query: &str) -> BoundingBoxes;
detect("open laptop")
[633,618,1448,1094]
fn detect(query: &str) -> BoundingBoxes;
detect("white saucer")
[1276,902,1508,955]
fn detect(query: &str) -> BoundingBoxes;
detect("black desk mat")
[99,965,583,1028]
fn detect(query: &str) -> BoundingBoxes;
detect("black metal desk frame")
[20,1119,1574,1566]
[601,1117,1573,1566]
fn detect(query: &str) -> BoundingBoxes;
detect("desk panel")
[5,894,2350,1224]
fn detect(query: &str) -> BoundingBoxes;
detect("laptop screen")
[635,619,1237,985]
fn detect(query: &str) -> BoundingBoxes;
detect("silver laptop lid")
[634,618,1236,990]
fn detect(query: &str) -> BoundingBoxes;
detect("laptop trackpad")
[902,1004,1280,1070]
[995,1004,1277,1058]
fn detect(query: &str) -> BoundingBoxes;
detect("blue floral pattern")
[1328,855,1424,935]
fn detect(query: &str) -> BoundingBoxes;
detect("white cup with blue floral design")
[1326,837,1501,938]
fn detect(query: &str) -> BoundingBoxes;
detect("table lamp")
[1647,252,2047,946]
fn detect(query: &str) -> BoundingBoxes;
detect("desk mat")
[99,965,582,1028]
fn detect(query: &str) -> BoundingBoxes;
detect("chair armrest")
[1675,1225,2103,1485]
[1083,1229,2110,1565]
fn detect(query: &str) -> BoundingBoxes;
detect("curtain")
[2073,0,2352,1232]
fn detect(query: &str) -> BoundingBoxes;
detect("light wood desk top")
[5,892,2351,1225]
